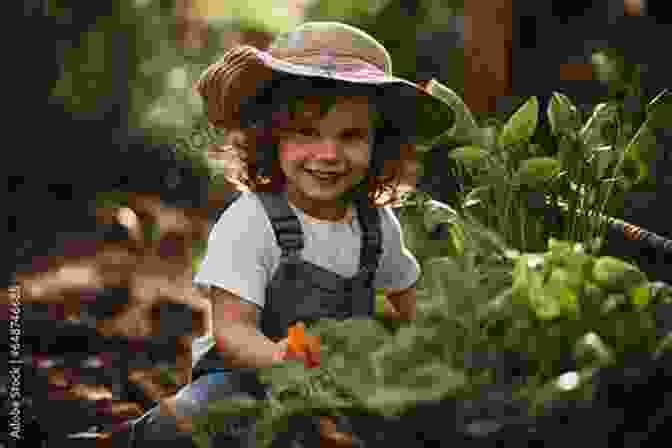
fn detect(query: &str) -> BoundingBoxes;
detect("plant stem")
[595,104,635,241]
[519,195,527,252]
[504,184,514,248]
[567,182,578,243]
[577,158,589,245]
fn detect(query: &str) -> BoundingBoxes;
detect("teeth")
[307,170,341,179]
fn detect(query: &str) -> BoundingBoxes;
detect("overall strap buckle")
[256,192,304,254]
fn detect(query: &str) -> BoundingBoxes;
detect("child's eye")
[296,128,318,137]
[342,129,369,141]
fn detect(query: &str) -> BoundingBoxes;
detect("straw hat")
[197,22,455,144]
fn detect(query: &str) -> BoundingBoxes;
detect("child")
[133,21,454,447]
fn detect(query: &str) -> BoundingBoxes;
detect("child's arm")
[209,286,283,369]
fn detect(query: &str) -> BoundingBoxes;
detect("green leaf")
[531,287,562,320]
[363,387,424,417]
[590,145,617,180]
[258,361,313,390]
[646,88,672,121]
[573,332,614,368]
[420,200,466,258]
[512,254,537,295]
[425,79,479,144]
[463,186,492,208]
[512,254,568,319]
[591,51,621,85]
[447,223,466,258]
[544,268,579,316]
[653,332,672,360]
[448,146,490,166]
[547,92,580,136]
[394,363,467,403]
[423,200,460,233]
[601,293,627,314]
[622,90,672,184]
[579,102,619,148]
[498,96,539,147]
[628,283,651,309]
[529,368,598,415]
[592,256,647,292]
[547,238,586,256]
[422,257,467,304]
[548,266,583,293]
[514,157,562,188]
[475,126,498,149]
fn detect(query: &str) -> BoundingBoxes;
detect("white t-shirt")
[191,190,420,365]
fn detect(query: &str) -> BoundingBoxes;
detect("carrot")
[287,322,321,368]
[287,321,306,355]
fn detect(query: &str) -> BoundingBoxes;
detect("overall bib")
[129,190,382,447]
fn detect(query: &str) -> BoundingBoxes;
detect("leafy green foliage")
[395,191,466,267]
[498,97,539,148]
[514,157,562,189]
[592,256,647,292]
[448,146,489,166]
[192,186,672,444]
[426,80,480,145]
[423,84,670,254]
[547,92,581,137]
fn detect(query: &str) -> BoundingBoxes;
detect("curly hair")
[204,76,417,208]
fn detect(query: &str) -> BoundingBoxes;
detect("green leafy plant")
[192,215,672,447]
[424,80,671,255]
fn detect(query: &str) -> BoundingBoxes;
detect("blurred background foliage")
[47,0,468,149]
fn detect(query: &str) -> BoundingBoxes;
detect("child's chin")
[301,184,351,200]
[304,190,346,202]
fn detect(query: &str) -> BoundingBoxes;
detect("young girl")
[132,21,454,448]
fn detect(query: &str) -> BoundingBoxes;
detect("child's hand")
[273,322,320,368]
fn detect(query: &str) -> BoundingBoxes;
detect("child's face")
[277,95,373,217]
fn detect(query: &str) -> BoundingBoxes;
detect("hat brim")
[236,47,455,145]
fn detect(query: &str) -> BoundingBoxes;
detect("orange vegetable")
[287,322,321,368]
[287,321,306,355]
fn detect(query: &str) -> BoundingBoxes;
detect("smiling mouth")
[304,169,345,181]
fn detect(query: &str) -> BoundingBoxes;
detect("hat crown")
[269,22,393,75]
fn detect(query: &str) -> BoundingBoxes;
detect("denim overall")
[128,190,382,447]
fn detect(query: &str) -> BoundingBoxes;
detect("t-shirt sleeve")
[193,192,273,309]
[373,206,421,291]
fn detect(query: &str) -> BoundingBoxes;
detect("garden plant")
[190,81,672,447]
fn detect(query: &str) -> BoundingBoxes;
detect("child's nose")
[310,139,340,160]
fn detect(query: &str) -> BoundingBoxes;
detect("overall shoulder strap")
[255,191,304,256]
[354,195,383,281]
